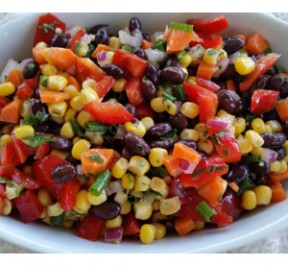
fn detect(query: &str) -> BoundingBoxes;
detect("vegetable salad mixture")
[0,13,288,245]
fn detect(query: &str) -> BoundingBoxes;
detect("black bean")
[132,47,147,60]
[95,27,109,45]
[29,99,49,118]
[88,24,108,35]
[221,64,236,80]
[23,60,39,79]
[260,109,280,122]
[124,103,136,117]
[276,147,287,160]
[124,132,150,156]
[250,173,269,185]
[50,33,68,48]
[147,123,172,138]
[175,140,197,150]
[145,64,159,85]
[266,66,276,76]
[169,113,188,131]
[154,112,169,123]
[142,32,151,41]
[223,36,245,55]
[149,140,172,150]
[50,135,72,150]
[129,17,141,32]
[250,161,270,176]
[280,79,288,98]
[217,89,243,115]
[164,56,180,68]
[282,121,288,133]
[66,155,80,165]
[261,132,287,148]
[141,79,157,102]
[160,66,185,84]
[101,64,124,79]
[223,163,250,184]
[90,201,121,220]
[255,74,271,89]
[51,162,76,184]
[32,88,40,99]
[121,147,132,159]
[268,74,285,91]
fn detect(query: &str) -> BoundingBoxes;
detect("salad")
[0,13,287,245]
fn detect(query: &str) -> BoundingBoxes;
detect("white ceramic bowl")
[1,13,288,253]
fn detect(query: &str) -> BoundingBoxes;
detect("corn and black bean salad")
[0,13,288,244]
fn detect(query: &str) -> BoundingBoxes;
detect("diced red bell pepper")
[33,13,66,46]
[94,76,115,98]
[0,184,5,198]
[16,82,34,99]
[34,142,50,160]
[123,212,141,236]
[76,213,105,241]
[14,190,43,223]
[196,77,221,92]
[85,100,134,124]
[210,203,233,227]
[67,28,86,51]
[59,178,81,212]
[187,16,229,34]
[251,89,279,115]
[135,103,155,120]
[76,57,106,82]
[190,32,223,49]
[12,135,35,164]
[112,49,147,78]
[219,189,242,221]
[0,97,10,113]
[125,77,143,106]
[0,142,20,167]
[24,76,40,90]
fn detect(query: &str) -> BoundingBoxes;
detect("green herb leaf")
[151,39,167,51]
[173,85,186,101]
[38,21,58,34]
[160,128,178,142]
[162,91,176,102]
[51,213,65,226]
[241,155,262,163]
[88,169,111,196]
[0,176,13,186]
[84,121,109,135]
[21,111,49,128]
[192,167,205,177]
[196,201,216,222]
[222,149,230,157]
[212,133,222,146]
[87,152,104,163]
[237,178,255,195]
[24,134,54,147]
[70,118,84,137]
[15,182,26,196]
[74,42,82,53]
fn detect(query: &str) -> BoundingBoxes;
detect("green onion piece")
[241,155,261,163]
[84,121,109,135]
[24,134,54,147]
[151,39,167,51]
[88,169,111,196]
[173,85,186,101]
[171,22,193,33]
[50,213,65,226]
[40,76,48,87]
[122,45,132,52]
[147,166,166,179]
[160,128,178,142]
[15,182,26,196]
[70,118,84,137]
[109,124,118,135]
[162,91,176,102]
[87,152,104,163]
[237,178,255,195]
[196,201,216,222]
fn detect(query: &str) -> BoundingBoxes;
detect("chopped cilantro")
[222,149,230,157]
[87,152,104,163]
[38,21,58,34]
[24,134,54,147]
[212,133,222,146]
[192,167,205,177]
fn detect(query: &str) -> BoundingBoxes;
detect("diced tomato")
[210,204,233,226]
[33,13,66,46]
[135,103,155,120]
[251,89,279,115]
[76,213,105,241]
[67,28,86,51]
[125,77,143,106]
[196,77,221,92]
[16,82,34,99]
[24,76,40,89]
[14,190,43,223]
[59,178,81,212]
[219,189,242,221]
[94,76,115,98]
[12,135,35,164]
[0,184,5,198]
[0,97,10,113]
[123,212,141,236]
[190,32,223,49]
[187,16,229,34]
[112,49,147,78]
[76,57,106,82]
[34,142,50,160]
[0,142,20,167]
[85,100,134,124]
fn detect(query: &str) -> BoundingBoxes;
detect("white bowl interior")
[1,13,288,253]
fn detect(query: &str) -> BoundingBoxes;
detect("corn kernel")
[47,75,68,91]
[64,108,76,122]
[82,79,97,90]
[124,120,146,137]
[265,120,282,132]
[77,110,95,128]
[48,101,68,118]
[203,48,220,65]
[2,199,12,215]
[112,78,126,92]
[180,129,199,141]
[134,201,153,220]
[75,41,89,57]
[152,200,160,211]
[152,223,166,240]
[40,64,58,76]
[60,121,74,139]
[109,36,121,50]
[20,100,30,118]
[71,139,91,160]
[70,95,84,111]
[140,224,156,244]
[254,185,272,206]
[197,139,214,154]
[35,41,48,48]
[63,85,79,98]
[251,147,264,156]
[279,160,288,173]
[111,157,129,179]
[134,175,151,192]
[141,117,155,130]
[194,220,205,231]
[150,177,166,193]
[38,188,53,207]
[164,99,177,115]
[14,125,35,139]
[251,118,266,134]
[180,102,199,119]
[50,149,69,159]
[218,49,228,60]
[245,130,264,148]
[51,115,64,124]
[75,190,91,212]
[105,215,122,229]
[234,117,246,136]
[270,160,281,172]
[121,173,135,190]
[0,134,12,147]
[128,156,150,176]
[87,190,107,206]
[194,123,209,140]
[283,140,288,153]
[80,87,99,105]
[85,131,104,145]
[234,56,255,75]
[179,52,193,68]
[47,202,64,217]
[0,82,16,96]
[241,190,257,210]
[148,148,168,167]
[150,97,165,113]
[160,196,181,215]
[237,137,253,155]
[120,201,132,215]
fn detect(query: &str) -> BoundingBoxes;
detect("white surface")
[1,13,288,253]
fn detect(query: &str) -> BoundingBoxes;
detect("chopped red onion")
[229,51,241,63]
[213,58,230,78]
[207,117,232,131]
[152,31,164,42]
[0,58,19,83]
[179,159,197,174]
[261,148,278,163]
[119,30,142,47]
[97,51,111,67]
[80,33,91,44]
[145,48,167,64]
[104,227,123,243]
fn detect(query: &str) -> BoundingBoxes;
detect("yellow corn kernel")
[180,102,199,119]
[148,148,168,167]
[80,87,99,105]
[264,124,273,133]
[35,41,48,48]
[40,64,58,76]
[125,120,146,137]
[283,140,288,153]
[2,199,12,216]
[251,147,264,156]
[279,160,288,173]
[234,56,256,75]
[114,192,128,205]
[152,200,160,211]
[0,134,12,147]
[194,123,209,140]
[140,224,156,244]
[251,118,266,134]
[150,177,166,193]
[203,48,220,65]
[151,211,167,223]
[75,41,89,57]
[112,78,126,92]
[111,157,129,179]
[63,85,79,98]
[62,219,74,229]
[14,125,35,139]
[6,185,18,200]
[0,82,16,96]
[75,190,91,212]
[179,53,193,68]
[270,160,281,172]
[141,117,155,130]
[194,220,205,231]
[254,185,272,206]
[234,117,246,136]
[164,99,177,115]
[82,79,97,90]
[64,108,76,122]
[48,101,68,118]
[245,130,264,148]
[108,36,120,50]
[180,129,199,142]
[150,97,165,113]
[47,202,64,217]
[50,149,69,159]
[51,115,64,125]
[197,139,214,154]
[134,175,151,192]
[105,215,122,229]
[87,190,107,206]
[72,137,81,145]
[160,196,181,215]
[38,188,53,207]
[121,173,135,190]
[85,131,104,146]
[241,190,257,210]
[47,75,68,91]
[71,139,91,160]
[77,110,95,128]
[60,121,74,139]
[20,100,30,118]
[265,120,282,132]
[120,201,132,215]
[128,155,150,176]
[70,95,84,111]
[152,223,166,240]
[218,49,228,60]
[134,201,153,220]
[237,137,253,155]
